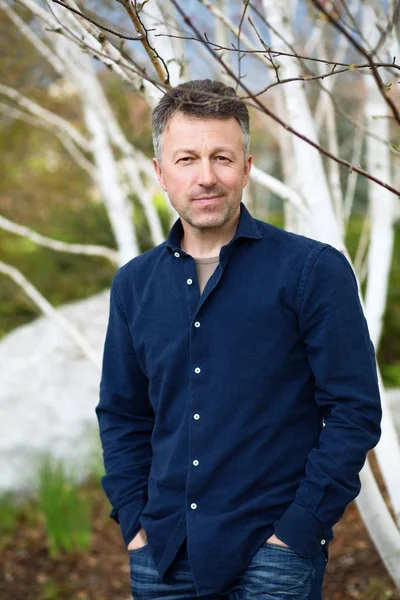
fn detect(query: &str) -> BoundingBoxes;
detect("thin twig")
[115,0,170,85]
[51,0,145,40]
[154,32,400,73]
[241,66,354,99]
[237,0,250,90]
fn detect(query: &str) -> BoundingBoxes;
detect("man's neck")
[180,216,240,259]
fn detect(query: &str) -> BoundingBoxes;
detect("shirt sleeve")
[95,275,155,548]
[273,245,382,557]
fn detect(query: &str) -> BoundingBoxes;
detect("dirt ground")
[1,454,398,600]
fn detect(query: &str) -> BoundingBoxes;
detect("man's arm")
[273,245,382,557]
[95,275,154,548]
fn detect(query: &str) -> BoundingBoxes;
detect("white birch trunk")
[274,88,301,234]
[263,0,400,582]
[215,0,232,85]
[362,6,397,352]
[360,2,400,530]
[261,1,344,249]
[358,458,400,587]
[49,15,139,265]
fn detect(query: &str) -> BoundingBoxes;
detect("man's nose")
[197,159,218,188]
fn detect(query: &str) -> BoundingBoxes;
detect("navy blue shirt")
[96,203,381,597]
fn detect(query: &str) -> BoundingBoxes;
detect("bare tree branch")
[0,215,118,264]
[14,0,142,87]
[250,165,311,219]
[51,0,145,40]
[0,84,90,151]
[0,260,101,368]
[0,101,97,179]
[155,32,400,74]
[115,0,170,85]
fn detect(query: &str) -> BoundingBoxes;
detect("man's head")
[152,79,252,233]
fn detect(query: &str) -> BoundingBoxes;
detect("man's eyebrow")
[172,147,235,157]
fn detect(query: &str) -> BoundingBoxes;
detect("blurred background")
[0,0,399,598]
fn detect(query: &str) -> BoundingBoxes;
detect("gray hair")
[152,79,250,163]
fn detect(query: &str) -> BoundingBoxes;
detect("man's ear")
[243,155,252,188]
[153,158,167,192]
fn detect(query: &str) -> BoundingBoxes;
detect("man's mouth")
[192,195,224,202]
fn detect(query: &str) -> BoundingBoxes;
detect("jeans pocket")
[264,541,306,559]
[250,542,315,600]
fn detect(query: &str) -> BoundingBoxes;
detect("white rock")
[0,290,110,495]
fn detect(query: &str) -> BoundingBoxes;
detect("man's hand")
[266,533,289,548]
[127,527,148,551]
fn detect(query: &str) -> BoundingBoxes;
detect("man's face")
[153,113,252,231]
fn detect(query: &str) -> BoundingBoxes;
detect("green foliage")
[0,492,21,536]
[381,363,400,387]
[378,223,400,386]
[37,457,93,558]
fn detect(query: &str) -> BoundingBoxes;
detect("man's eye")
[178,157,193,162]
[216,156,229,161]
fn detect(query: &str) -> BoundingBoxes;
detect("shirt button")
[187,279,193,285]
[174,252,180,258]
[193,459,199,466]
[194,321,200,328]
[194,367,201,374]
[193,413,200,420]
[320,539,326,545]
[191,503,197,510]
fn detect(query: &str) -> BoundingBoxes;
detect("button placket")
[186,258,206,525]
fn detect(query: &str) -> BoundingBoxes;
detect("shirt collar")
[165,202,262,253]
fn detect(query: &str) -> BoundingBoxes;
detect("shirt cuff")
[109,492,147,548]
[273,502,334,558]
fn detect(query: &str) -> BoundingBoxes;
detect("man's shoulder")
[255,218,328,256]
[113,241,167,288]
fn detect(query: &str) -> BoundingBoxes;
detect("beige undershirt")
[192,255,219,295]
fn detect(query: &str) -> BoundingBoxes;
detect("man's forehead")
[165,113,239,135]
[163,113,242,149]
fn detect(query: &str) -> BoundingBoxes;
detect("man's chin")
[188,216,228,230]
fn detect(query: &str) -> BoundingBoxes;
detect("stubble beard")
[175,194,241,232]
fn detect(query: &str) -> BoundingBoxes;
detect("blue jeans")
[129,539,328,599]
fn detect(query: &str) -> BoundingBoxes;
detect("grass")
[37,457,94,558]
[0,492,21,536]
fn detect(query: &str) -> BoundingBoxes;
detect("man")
[96,79,382,600]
